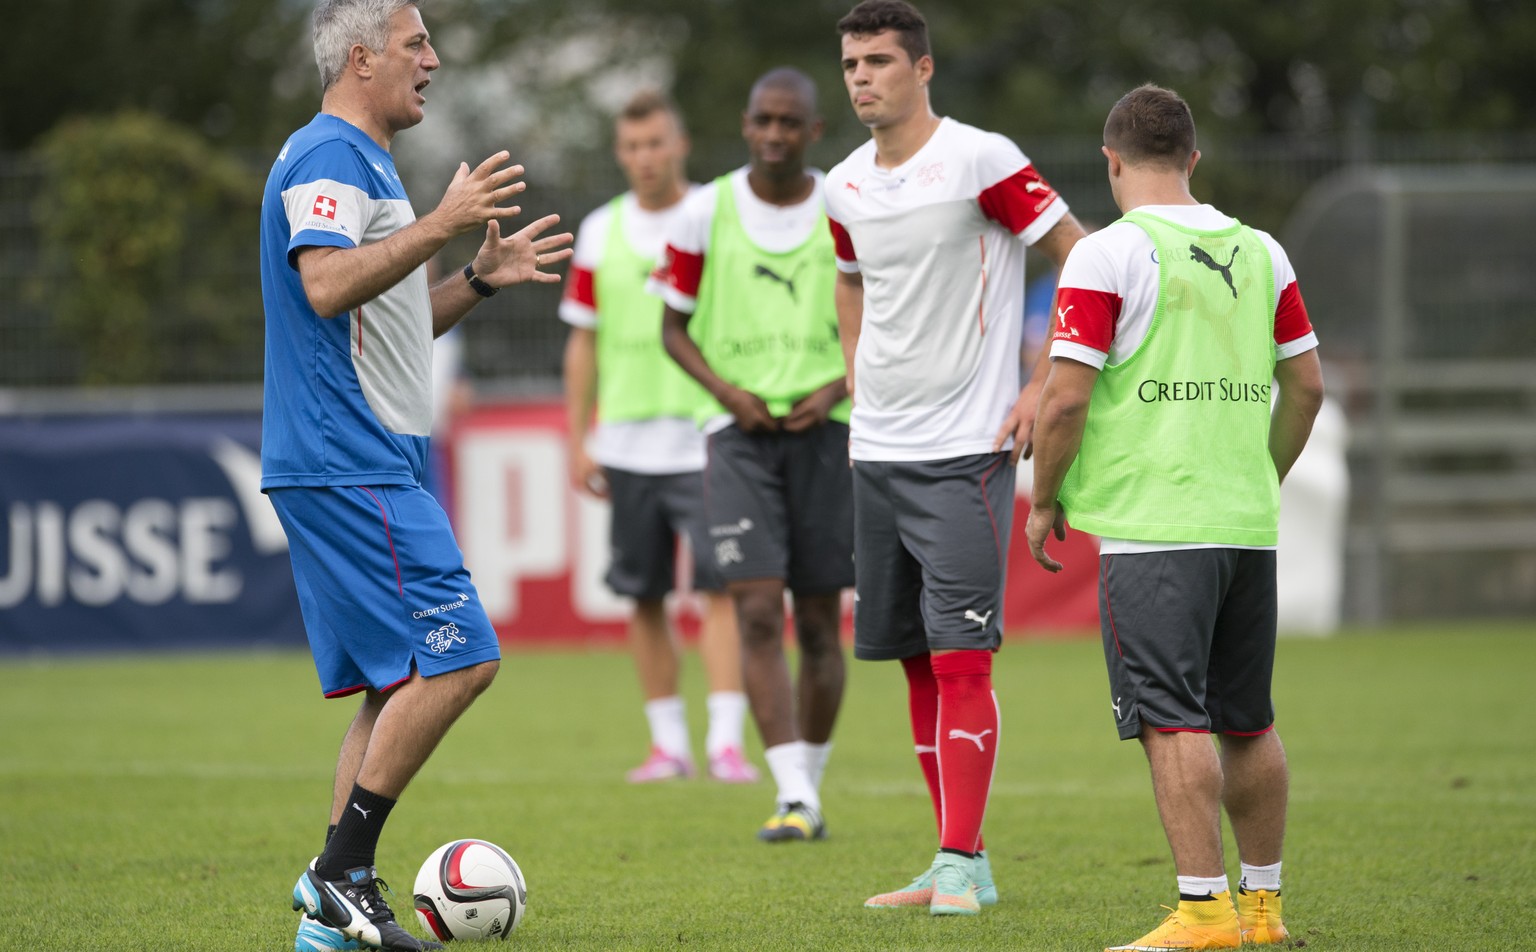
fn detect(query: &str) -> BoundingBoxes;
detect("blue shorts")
[269,485,501,698]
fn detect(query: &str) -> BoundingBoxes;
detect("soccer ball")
[412,839,527,942]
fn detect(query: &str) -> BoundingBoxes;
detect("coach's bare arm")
[296,153,571,336]
[296,153,526,317]
[834,269,864,401]
[1269,349,1325,483]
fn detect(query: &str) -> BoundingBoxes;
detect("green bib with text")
[595,197,711,422]
[689,176,849,425]
[1057,210,1280,544]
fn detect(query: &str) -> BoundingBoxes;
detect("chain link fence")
[6,132,1534,394]
[4,134,1536,622]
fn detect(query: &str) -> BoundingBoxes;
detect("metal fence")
[1284,166,1536,624]
[7,132,1536,394]
[4,134,1536,623]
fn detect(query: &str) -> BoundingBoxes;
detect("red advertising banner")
[449,402,1100,643]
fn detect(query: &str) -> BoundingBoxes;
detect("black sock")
[1180,892,1218,902]
[939,847,977,860]
[326,824,337,846]
[316,785,396,880]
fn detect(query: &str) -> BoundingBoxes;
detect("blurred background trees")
[32,113,260,384]
[6,0,1530,156]
[2,0,1534,388]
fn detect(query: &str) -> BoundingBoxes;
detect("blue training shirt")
[259,113,433,490]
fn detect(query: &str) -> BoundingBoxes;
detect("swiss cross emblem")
[313,195,338,219]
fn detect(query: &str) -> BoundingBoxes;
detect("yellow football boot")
[1236,887,1289,945]
[1106,891,1241,951]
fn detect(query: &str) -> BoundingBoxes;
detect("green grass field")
[2,624,1532,951]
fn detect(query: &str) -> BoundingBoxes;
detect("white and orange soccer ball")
[412,839,527,942]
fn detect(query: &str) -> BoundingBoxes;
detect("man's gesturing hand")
[472,214,574,289]
[434,151,529,236]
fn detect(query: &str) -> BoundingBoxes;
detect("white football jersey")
[825,118,1068,462]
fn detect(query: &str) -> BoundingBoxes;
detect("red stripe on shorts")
[1102,555,1123,657]
[979,457,1005,565]
[1223,725,1276,737]
[360,487,404,596]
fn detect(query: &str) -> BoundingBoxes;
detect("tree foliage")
[33,113,261,384]
[6,0,1532,159]
[2,0,313,151]
[8,0,1536,386]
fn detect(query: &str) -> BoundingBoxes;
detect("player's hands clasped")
[721,387,779,433]
[783,382,843,433]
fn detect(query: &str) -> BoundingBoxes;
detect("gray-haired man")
[263,2,571,950]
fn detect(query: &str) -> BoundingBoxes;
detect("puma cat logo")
[963,609,994,629]
[1190,244,1240,299]
[753,263,799,302]
[948,728,994,752]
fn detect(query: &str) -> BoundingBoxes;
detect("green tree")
[33,112,261,385]
[2,0,314,151]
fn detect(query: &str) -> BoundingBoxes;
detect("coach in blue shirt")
[258,2,571,950]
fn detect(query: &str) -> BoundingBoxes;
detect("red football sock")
[900,654,943,837]
[933,650,998,855]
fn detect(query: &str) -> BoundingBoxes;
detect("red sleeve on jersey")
[656,246,705,298]
[1273,281,1313,345]
[1051,287,1120,353]
[564,265,596,308]
[828,217,857,263]
[977,166,1060,235]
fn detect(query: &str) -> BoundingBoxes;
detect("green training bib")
[594,196,711,423]
[1058,209,1280,544]
[688,176,849,425]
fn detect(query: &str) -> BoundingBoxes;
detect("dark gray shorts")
[851,453,1015,661]
[1099,548,1278,740]
[603,467,724,599]
[703,422,854,594]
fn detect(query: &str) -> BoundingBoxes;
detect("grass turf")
[1,623,1532,950]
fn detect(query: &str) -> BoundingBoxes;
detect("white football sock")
[704,691,748,758]
[1177,874,1230,898]
[643,696,690,760]
[1239,861,1282,892]
[803,741,833,791]
[763,741,819,810]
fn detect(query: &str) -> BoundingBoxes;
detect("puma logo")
[1190,244,1240,299]
[754,263,800,302]
[351,803,371,819]
[963,609,994,629]
[844,180,862,197]
[948,728,993,752]
[1112,697,1123,718]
